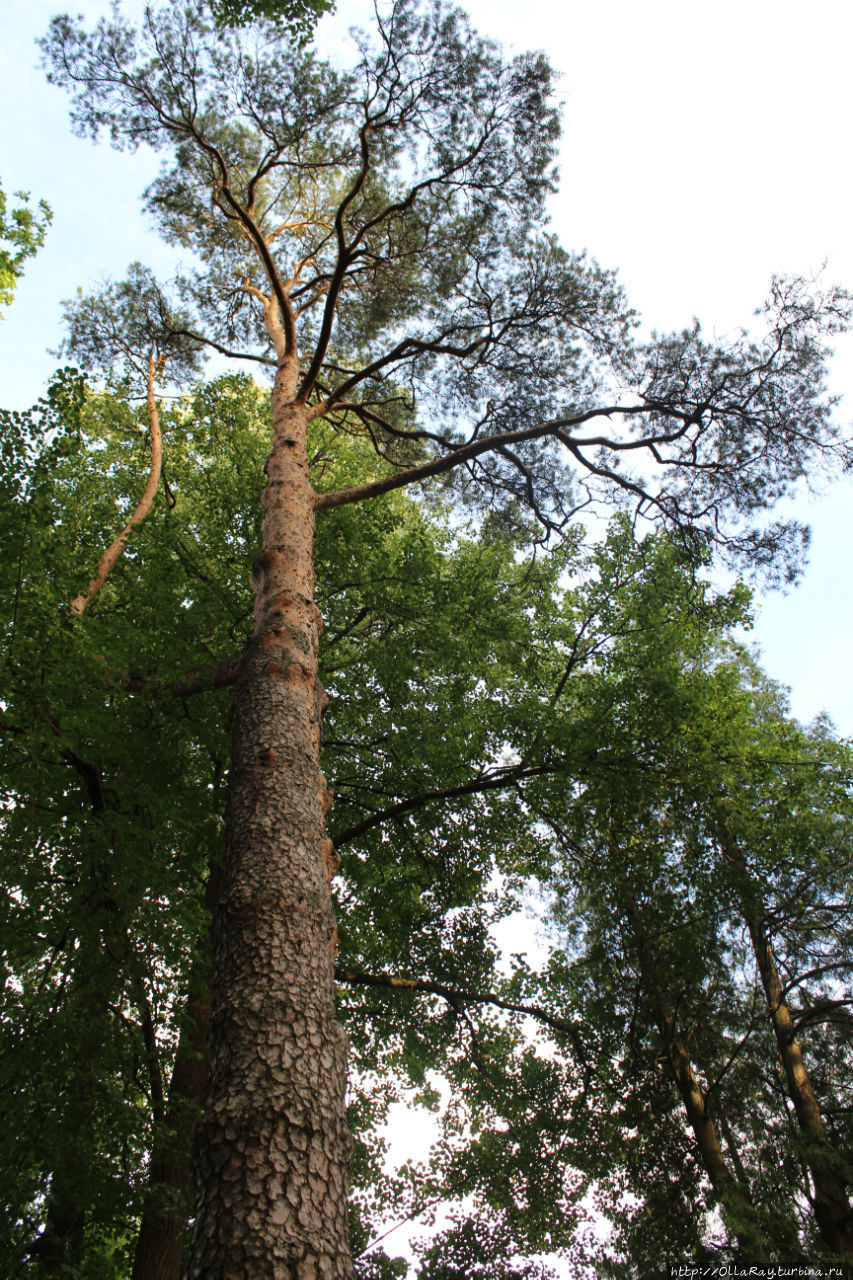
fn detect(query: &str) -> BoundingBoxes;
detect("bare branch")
[333,761,564,848]
[297,115,375,402]
[70,352,165,616]
[315,403,655,511]
[165,324,276,367]
[335,967,586,1058]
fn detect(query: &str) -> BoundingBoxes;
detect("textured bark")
[746,910,853,1255]
[187,367,352,1278]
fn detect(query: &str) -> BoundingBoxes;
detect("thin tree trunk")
[718,1111,752,1192]
[658,1014,742,1198]
[624,897,758,1256]
[746,909,853,1255]
[131,957,212,1280]
[723,835,853,1257]
[187,368,352,1278]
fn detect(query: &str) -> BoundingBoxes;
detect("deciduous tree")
[0,181,51,316]
[208,0,333,39]
[507,528,853,1271]
[1,368,571,1276]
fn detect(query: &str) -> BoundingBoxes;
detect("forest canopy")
[1,1,852,1277]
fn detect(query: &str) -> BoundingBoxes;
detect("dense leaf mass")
[209,0,335,40]
[4,376,853,1274]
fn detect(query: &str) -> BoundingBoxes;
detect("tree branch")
[297,115,374,403]
[315,403,655,510]
[307,328,487,421]
[106,652,245,700]
[332,761,565,848]
[335,967,586,1057]
[70,352,164,616]
[165,325,277,367]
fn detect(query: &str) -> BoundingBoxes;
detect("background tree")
[1,372,255,1277]
[500,528,853,1273]
[0,181,51,317]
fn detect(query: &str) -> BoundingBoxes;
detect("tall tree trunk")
[187,370,352,1278]
[31,755,136,1276]
[131,869,220,1280]
[745,909,853,1256]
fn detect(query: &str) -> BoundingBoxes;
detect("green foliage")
[4,361,853,1274]
[59,264,204,390]
[414,1216,558,1278]
[0,367,574,1273]
[507,528,853,1271]
[0,181,51,314]
[208,0,334,40]
[0,373,252,1272]
[334,518,853,1274]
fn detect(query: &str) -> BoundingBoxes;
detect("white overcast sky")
[2,0,853,732]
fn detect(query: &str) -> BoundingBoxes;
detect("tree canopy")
[5,372,853,1274]
[41,0,851,574]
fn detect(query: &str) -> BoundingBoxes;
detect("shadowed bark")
[132,871,221,1280]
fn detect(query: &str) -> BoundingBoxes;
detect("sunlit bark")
[187,361,352,1278]
[70,354,163,616]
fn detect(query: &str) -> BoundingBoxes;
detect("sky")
[3,0,853,735]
